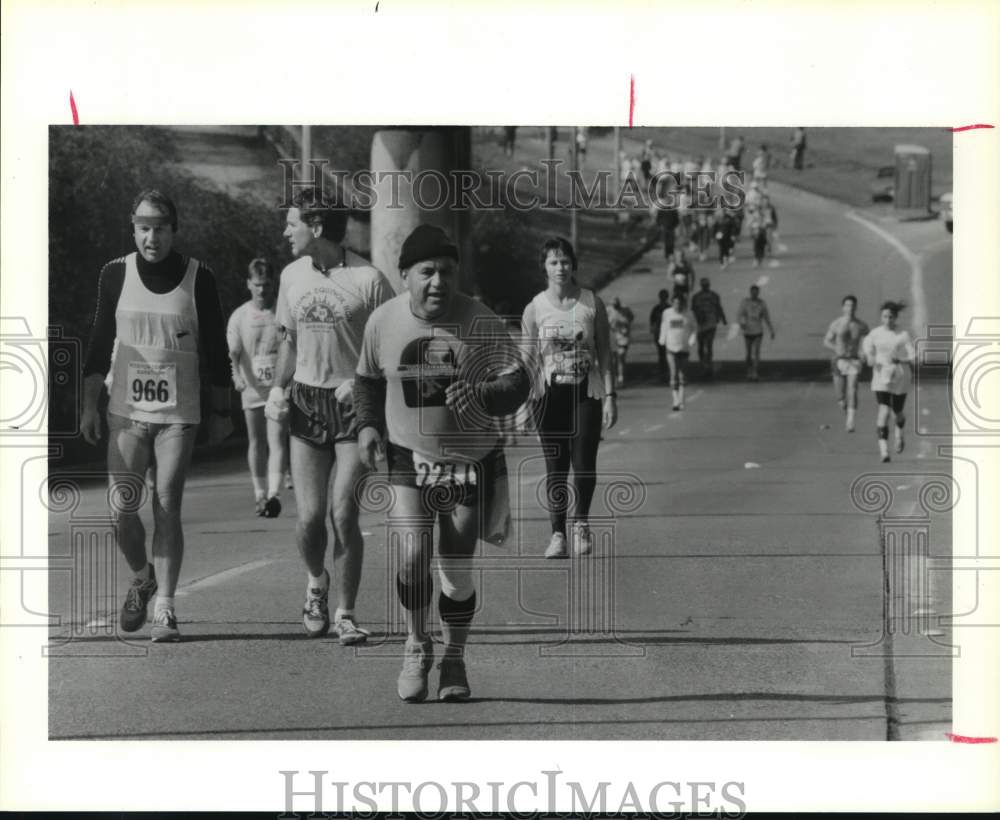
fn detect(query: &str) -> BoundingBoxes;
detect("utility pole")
[570,127,579,250]
[614,126,622,193]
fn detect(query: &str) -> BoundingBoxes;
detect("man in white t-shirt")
[227,258,291,516]
[265,187,395,644]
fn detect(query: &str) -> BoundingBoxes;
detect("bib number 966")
[131,378,170,404]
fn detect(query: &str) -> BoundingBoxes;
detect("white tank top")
[530,288,605,399]
[108,252,202,424]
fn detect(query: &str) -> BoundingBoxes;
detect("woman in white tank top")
[521,237,617,559]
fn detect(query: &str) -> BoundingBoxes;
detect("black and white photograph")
[3,1,999,815]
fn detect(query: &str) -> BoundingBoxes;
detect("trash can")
[894,144,932,212]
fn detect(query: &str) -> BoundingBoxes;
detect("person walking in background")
[791,127,807,171]
[714,208,736,269]
[862,301,914,461]
[667,248,695,300]
[228,258,291,517]
[737,284,775,381]
[502,126,517,157]
[690,277,728,378]
[752,144,771,185]
[823,294,870,433]
[607,296,635,390]
[522,237,617,560]
[659,292,698,411]
[649,289,671,383]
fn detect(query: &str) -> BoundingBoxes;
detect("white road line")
[175,559,274,598]
[844,210,927,337]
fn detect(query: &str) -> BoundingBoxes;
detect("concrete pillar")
[370,128,472,295]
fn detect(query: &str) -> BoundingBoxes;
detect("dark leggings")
[536,383,603,536]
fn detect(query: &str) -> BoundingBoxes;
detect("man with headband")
[81,189,233,642]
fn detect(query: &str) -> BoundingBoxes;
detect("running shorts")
[289,381,358,446]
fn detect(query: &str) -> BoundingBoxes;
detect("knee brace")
[396,574,433,611]
[436,557,475,602]
[895,414,906,429]
[438,589,476,627]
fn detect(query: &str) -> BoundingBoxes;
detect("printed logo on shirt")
[294,290,354,328]
[398,336,459,407]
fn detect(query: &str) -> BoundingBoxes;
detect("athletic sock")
[307,571,328,590]
[136,563,153,583]
[267,471,284,498]
[334,608,354,622]
[251,475,266,497]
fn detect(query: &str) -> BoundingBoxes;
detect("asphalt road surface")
[46,179,955,741]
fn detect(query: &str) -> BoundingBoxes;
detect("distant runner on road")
[862,300,914,462]
[690,277,728,379]
[659,292,698,411]
[607,296,635,390]
[823,294,869,433]
[737,284,776,381]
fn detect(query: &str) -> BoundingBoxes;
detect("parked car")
[940,192,953,233]
[870,166,895,202]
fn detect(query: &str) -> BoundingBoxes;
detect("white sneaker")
[845,409,856,432]
[573,523,593,556]
[544,532,568,559]
[894,429,905,454]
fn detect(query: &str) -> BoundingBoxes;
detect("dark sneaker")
[302,572,330,637]
[119,567,157,633]
[333,616,370,646]
[150,608,180,642]
[262,496,282,518]
[438,655,471,702]
[397,638,434,702]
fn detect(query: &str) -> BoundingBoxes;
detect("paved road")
[46,154,955,741]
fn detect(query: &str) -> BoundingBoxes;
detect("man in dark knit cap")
[354,224,530,703]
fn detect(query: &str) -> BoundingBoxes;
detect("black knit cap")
[398,224,459,271]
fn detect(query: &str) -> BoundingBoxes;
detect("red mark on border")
[948,124,993,132]
[946,733,997,744]
[69,91,79,126]
[628,75,635,128]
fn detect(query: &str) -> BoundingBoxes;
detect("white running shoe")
[544,532,568,559]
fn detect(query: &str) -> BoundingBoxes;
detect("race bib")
[252,353,277,387]
[412,452,478,488]
[127,361,177,412]
[551,348,591,385]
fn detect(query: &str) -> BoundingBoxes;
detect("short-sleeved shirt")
[276,250,394,389]
[863,325,914,394]
[227,300,281,409]
[357,293,514,462]
[659,307,697,353]
[825,315,869,360]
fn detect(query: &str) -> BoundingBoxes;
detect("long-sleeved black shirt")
[83,250,231,387]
